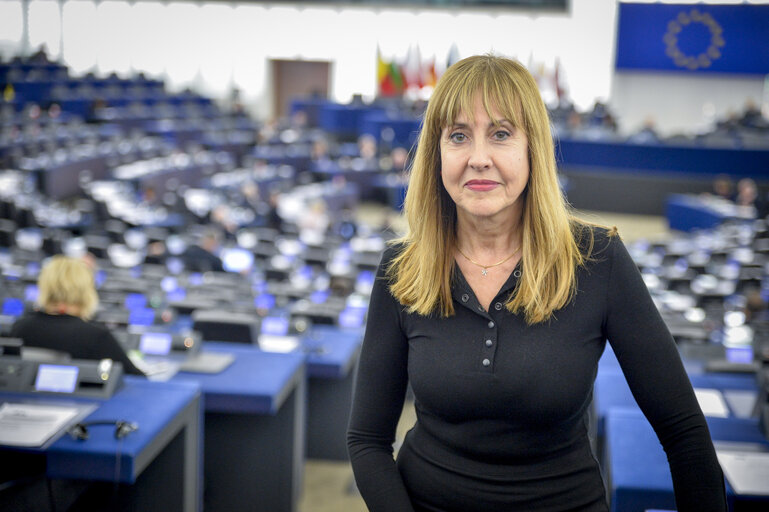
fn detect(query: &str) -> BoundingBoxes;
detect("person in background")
[735,177,768,219]
[180,226,224,272]
[711,173,736,202]
[347,54,726,512]
[10,255,145,375]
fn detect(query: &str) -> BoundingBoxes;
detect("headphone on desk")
[67,420,139,441]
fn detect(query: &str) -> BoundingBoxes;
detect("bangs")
[432,59,525,133]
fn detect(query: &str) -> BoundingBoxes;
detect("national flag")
[3,84,14,102]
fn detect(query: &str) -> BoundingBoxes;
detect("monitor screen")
[166,257,184,275]
[725,346,753,364]
[35,364,79,393]
[161,276,178,293]
[221,248,254,273]
[24,284,39,303]
[254,294,276,311]
[139,332,173,355]
[2,298,24,316]
[339,308,365,329]
[129,307,155,327]
[261,316,289,336]
[124,293,147,310]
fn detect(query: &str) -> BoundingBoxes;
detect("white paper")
[129,353,180,382]
[723,390,758,420]
[717,450,769,495]
[694,388,729,418]
[178,352,235,374]
[258,334,300,353]
[0,402,81,447]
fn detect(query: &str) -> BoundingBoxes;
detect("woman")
[347,55,725,511]
[11,255,145,376]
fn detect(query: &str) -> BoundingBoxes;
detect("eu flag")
[616,3,769,75]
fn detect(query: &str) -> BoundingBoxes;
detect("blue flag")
[616,3,769,75]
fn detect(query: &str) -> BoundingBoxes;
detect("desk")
[606,408,769,512]
[666,194,754,232]
[303,326,363,460]
[556,137,769,177]
[593,366,757,438]
[0,378,202,512]
[172,343,305,512]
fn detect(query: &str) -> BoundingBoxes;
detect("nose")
[468,139,492,170]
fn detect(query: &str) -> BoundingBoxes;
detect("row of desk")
[0,325,362,512]
[595,345,768,511]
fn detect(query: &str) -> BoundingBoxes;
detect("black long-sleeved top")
[347,229,726,512]
[11,311,145,376]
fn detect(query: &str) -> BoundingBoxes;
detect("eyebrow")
[446,119,514,130]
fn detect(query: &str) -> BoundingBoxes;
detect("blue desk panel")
[303,325,363,379]
[0,378,202,512]
[302,326,363,460]
[665,194,744,232]
[172,343,305,512]
[606,408,769,512]
[46,378,200,483]
[594,368,757,437]
[556,138,769,178]
[173,342,304,414]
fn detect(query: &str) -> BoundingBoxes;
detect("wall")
[0,0,767,135]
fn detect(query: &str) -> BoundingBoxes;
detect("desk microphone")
[67,420,138,441]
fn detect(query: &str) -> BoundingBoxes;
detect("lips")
[465,180,498,191]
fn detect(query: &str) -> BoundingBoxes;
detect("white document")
[258,334,300,353]
[717,450,769,496]
[723,390,758,419]
[129,353,180,382]
[0,402,81,447]
[693,388,729,418]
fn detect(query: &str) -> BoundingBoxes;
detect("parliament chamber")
[2,3,769,510]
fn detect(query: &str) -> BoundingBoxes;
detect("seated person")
[10,256,145,376]
[180,227,224,272]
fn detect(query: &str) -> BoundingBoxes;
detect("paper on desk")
[717,450,769,495]
[694,388,729,418]
[258,334,300,353]
[0,402,80,447]
[129,353,180,382]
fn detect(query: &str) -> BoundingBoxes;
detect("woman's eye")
[449,132,466,143]
[492,130,511,141]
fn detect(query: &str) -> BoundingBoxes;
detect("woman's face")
[440,96,529,224]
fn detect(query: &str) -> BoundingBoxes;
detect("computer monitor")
[34,364,79,394]
[261,316,289,336]
[139,332,173,356]
[1,298,24,317]
[124,293,148,310]
[221,247,254,274]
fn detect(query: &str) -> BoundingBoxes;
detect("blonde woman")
[11,255,145,375]
[347,55,725,511]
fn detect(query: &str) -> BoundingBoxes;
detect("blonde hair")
[389,54,592,324]
[37,255,99,320]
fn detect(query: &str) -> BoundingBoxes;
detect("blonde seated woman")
[10,255,145,376]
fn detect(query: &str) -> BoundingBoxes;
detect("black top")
[11,311,145,376]
[347,228,726,512]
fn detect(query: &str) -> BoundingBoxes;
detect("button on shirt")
[448,265,523,373]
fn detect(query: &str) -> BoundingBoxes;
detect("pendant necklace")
[457,246,520,276]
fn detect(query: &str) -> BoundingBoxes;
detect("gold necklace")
[457,246,520,276]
